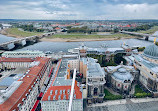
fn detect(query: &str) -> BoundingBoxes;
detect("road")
[87,98,158,111]
[87,101,158,111]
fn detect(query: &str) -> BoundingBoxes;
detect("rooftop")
[143,44,158,60]
[112,67,134,83]
[53,77,72,86]
[135,55,158,74]
[81,57,105,77]
[87,63,105,77]
[42,59,82,101]
[57,60,68,77]
[0,57,34,62]
[0,57,50,111]
[42,83,82,101]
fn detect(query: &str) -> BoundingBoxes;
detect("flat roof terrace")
[57,60,68,77]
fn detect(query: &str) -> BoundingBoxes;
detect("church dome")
[112,68,133,83]
[143,44,158,59]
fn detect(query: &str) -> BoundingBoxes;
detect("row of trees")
[67,26,119,34]
[134,85,152,98]
[67,26,88,33]
[19,25,44,32]
[125,23,158,32]
[87,53,126,67]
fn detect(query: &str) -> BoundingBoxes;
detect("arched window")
[94,87,98,95]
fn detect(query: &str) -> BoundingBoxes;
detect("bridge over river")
[120,31,158,41]
[0,32,55,50]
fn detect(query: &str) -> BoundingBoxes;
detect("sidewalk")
[88,97,158,107]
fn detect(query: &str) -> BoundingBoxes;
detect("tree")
[114,53,127,65]
[138,47,145,52]
[113,28,119,33]
[67,26,72,29]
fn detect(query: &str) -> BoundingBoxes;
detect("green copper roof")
[143,44,158,59]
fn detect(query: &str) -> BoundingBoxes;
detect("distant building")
[0,57,52,111]
[134,44,158,97]
[0,57,34,69]
[70,44,125,56]
[2,24,12,29]
[2,50,45,58]
[79,43,87,57]
[121,43,132,55]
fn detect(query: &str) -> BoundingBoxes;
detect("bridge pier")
[14,40,26,47]
[0,43,15,50]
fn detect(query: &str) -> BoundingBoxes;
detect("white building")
[2,24,12,29]
[134,44,158,97]
[80,58,106,104]
[0,57,34,69]
[41,59,83,111]
[68,59,80,71]
[0,57,52,111]
[2,50,45,58]
[105,65,137,94]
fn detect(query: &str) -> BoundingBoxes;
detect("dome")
[112,68,133,83]
[118,68,126,73]
[143,44,158,59]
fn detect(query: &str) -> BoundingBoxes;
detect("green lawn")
[104,89,122,100]
[46,33,135,39]
[137,26,158,34]
[134,85,152,98]
[135,85,144,93]
[6,28,43,37]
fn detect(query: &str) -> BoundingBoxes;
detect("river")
[0,34,154,52]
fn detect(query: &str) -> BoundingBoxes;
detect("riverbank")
[41,36,136,42]
[0,28,136,42]
[0,28,43,38]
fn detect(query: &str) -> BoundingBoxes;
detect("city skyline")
[0,0,158,20]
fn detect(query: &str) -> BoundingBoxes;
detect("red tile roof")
[0,57,51,111]
[42,84,82,101]
[55,27,61,30]
[42,59,82,101]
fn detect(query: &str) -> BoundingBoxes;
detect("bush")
[134,85,152,98]
[135,92,151,98]
[155,42,158,46]
[138,47,145,52]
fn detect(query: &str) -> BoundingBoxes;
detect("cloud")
[0,0,158,20]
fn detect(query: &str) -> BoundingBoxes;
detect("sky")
[0,0,158,20]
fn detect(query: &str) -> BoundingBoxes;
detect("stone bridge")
[119,30,158,41]
[0,32,55,50]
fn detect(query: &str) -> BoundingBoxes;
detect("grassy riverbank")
[137,26,158,34]
[46,33,135,39]
[1,28,136,42]
[1,28,43,37]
